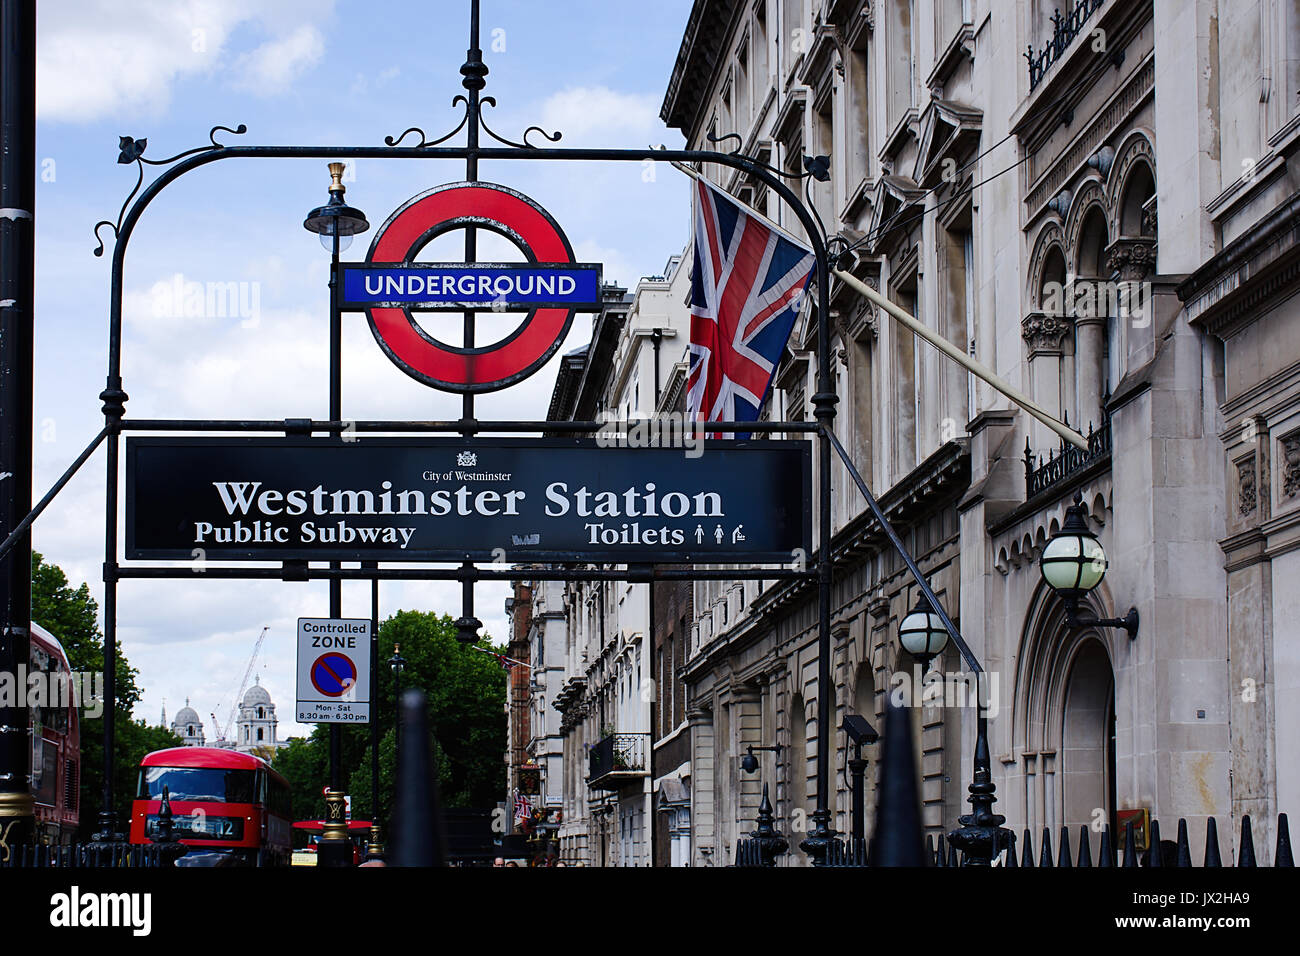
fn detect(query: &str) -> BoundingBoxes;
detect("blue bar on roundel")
[342,264,602,309]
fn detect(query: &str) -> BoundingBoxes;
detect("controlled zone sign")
[296,618,371,724]
[125,437,812,564]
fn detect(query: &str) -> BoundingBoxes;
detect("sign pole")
[366,561,379,839]
[329,229,343,792]
[0,0,36,848]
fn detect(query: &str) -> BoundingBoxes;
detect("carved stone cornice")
[1022,310,1073,356]
[1105,236,1157,281]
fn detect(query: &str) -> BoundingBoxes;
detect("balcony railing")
[1024,0,1106,91]
[1025,413,1112,500]
[587,732,649,790]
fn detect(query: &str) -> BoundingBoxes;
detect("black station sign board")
[126,437,812,564]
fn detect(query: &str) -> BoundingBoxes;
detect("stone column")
[1021,311,1073,452]
[687,704,715,866]
[1074,311,1107,432]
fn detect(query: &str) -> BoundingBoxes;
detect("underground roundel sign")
[340,182,603,393]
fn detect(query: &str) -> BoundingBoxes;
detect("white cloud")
[536,86,662,146]
[230,25,324,96]
[36,0,333,121]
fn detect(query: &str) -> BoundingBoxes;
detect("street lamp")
[842,714,877,848]
[303,163,369,251]
[1039,492,1139,637]
[740,744,782,774]
[303,163,368,794]
[389,643,406,753]
[898,591,950,670]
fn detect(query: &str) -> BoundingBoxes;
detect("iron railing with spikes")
[987,814,1294,868]
[0,842,180,868]
[1025,410,1112,499]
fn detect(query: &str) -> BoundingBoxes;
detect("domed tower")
[235,677,284,752]
[170,699,206,747]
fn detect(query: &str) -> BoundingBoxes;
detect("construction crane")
[212,626,270,744]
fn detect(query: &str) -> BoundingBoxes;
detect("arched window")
[257,706,264,719]
[187,725,193,737]
[257,728,264,741]
[1074,207,1111,431]
[787,691,809,827]
[1118,161,1155,239]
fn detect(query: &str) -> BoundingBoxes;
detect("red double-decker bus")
[30,623,80,844]
[129,747,292,866]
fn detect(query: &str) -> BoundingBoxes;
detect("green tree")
[270,610,506,835]
[30,552,182,840]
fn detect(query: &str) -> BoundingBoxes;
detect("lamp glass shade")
[1039,532,1107,593]
[899,609,948,659]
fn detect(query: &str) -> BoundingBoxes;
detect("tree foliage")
[30,552,182,840]
[272,610,506,839]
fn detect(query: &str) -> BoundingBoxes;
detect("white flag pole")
[663,150,1088,451]
[834,269,1089,450]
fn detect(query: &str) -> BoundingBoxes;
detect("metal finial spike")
[1147,818,1163,866]
[1204,816,1222,867]
[1040,826,1053,868]
[1122,820,1138,867]
[1239,814,1256,867]
[1176,819,1192,867]
[1058,825,1072,867]
[1004,832,1018,867]
[947,843,958,867]
[1276,813,1293,867]
[1076,825,1092,867]
[1021,828,1034,867]
[1099,825,1113,867]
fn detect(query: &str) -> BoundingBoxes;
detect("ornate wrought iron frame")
[1,0,1008,865]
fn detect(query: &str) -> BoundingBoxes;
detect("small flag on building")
[687,176,815,438]
[515,792,533,823]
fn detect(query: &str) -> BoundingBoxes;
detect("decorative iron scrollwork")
[383,96,472,148]
[93,124,248,256]
[477,97,562,149]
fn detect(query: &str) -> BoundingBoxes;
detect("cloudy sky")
[32,0,692,740]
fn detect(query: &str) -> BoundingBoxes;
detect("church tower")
[235,677,286,753]
[170,699,206,747]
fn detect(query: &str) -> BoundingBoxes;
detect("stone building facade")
[504,0,1299,865]
[656,0,1298,865]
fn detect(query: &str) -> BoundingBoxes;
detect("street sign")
[126,436,812,564]
[296,618,371,723]
[349,181,603,392]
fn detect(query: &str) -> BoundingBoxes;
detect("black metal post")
[849,747,867,847]
[800,210,837,865]
[459,0,485,430]
[328,226,342,792]
[365,560,379,831]
[0,0,36,847]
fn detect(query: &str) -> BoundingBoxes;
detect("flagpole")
[833,270,1089,451]
[665,151,1088,451]
[667,155,809,248]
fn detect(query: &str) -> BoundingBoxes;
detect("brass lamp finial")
[328,162,347,194]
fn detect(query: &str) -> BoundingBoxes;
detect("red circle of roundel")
[363,182,577,393]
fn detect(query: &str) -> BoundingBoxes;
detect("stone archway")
[1014,578,1122,838]
[1060,638,1116,835]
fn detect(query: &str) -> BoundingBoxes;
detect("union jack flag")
[514,792,532,823]
[687,177,815,437]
